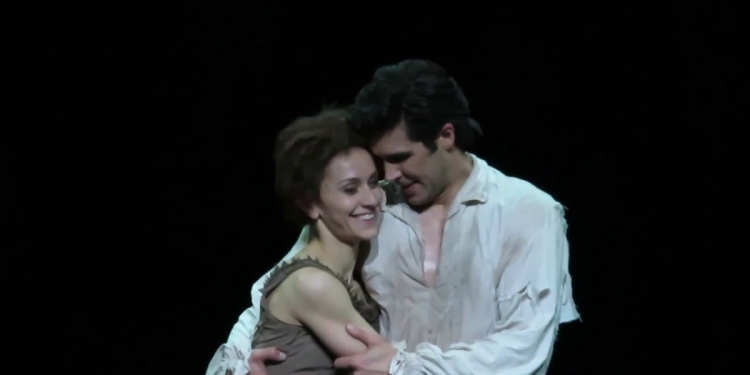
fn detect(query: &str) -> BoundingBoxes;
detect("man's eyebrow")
[382,151,412,160]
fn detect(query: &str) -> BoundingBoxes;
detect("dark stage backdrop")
[14,2,741,375]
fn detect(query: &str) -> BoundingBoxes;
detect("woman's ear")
[307,207,320,220]
[300,199,320,221]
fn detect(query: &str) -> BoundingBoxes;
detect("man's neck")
[433,152,474,209]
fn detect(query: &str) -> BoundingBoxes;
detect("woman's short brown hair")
[274,108,369,227]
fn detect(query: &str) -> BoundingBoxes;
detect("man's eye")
[387,157,406,163]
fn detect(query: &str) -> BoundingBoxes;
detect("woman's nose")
[361,187,381,206]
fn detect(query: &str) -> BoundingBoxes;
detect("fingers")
[249,362,267,375]
[333,355,357,369]
[250,347,286,362]
[248,347,286,375]
[345,324,384,346]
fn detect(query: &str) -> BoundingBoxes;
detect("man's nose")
[384,163,402,182]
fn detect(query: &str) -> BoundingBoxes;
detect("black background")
[9,2,743,374]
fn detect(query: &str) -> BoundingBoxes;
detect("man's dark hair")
[347,59,476,151]
[274,107,369,227]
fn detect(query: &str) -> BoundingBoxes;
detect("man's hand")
[333,324,397,374]
[248,347,286,375]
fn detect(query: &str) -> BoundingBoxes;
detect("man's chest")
[363,211,502,342]
[418,208,446,287]
[364,209,500,294]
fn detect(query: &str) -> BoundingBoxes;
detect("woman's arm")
[275,267,381,357]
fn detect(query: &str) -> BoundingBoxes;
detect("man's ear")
[436,122,456,150]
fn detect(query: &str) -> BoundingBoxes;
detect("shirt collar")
[454,153,489,205]
[381,153,490,218]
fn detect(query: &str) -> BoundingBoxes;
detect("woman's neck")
[301,222,359,280]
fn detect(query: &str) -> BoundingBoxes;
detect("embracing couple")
[207,59,580,375]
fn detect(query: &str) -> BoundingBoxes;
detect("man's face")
[370,121,450,208]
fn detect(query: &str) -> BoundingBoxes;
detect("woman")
[251,108,384,374]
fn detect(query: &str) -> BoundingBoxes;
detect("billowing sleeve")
[206,226,311,375]
[390,196,579,375]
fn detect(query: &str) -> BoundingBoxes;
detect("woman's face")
[311,147,383,244]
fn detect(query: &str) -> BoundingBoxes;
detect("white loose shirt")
[207,154,579,375]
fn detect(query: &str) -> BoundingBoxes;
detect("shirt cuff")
[388,341,423,375]
[206,344,250,375]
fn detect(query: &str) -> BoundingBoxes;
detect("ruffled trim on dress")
[257,256,380,328]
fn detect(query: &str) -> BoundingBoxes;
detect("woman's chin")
[355,228,379,242]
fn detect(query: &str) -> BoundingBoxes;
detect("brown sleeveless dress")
[252,257,381,375]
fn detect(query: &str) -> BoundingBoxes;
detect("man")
[207,59,579,375]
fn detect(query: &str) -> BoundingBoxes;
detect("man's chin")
[406,195,430,209]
